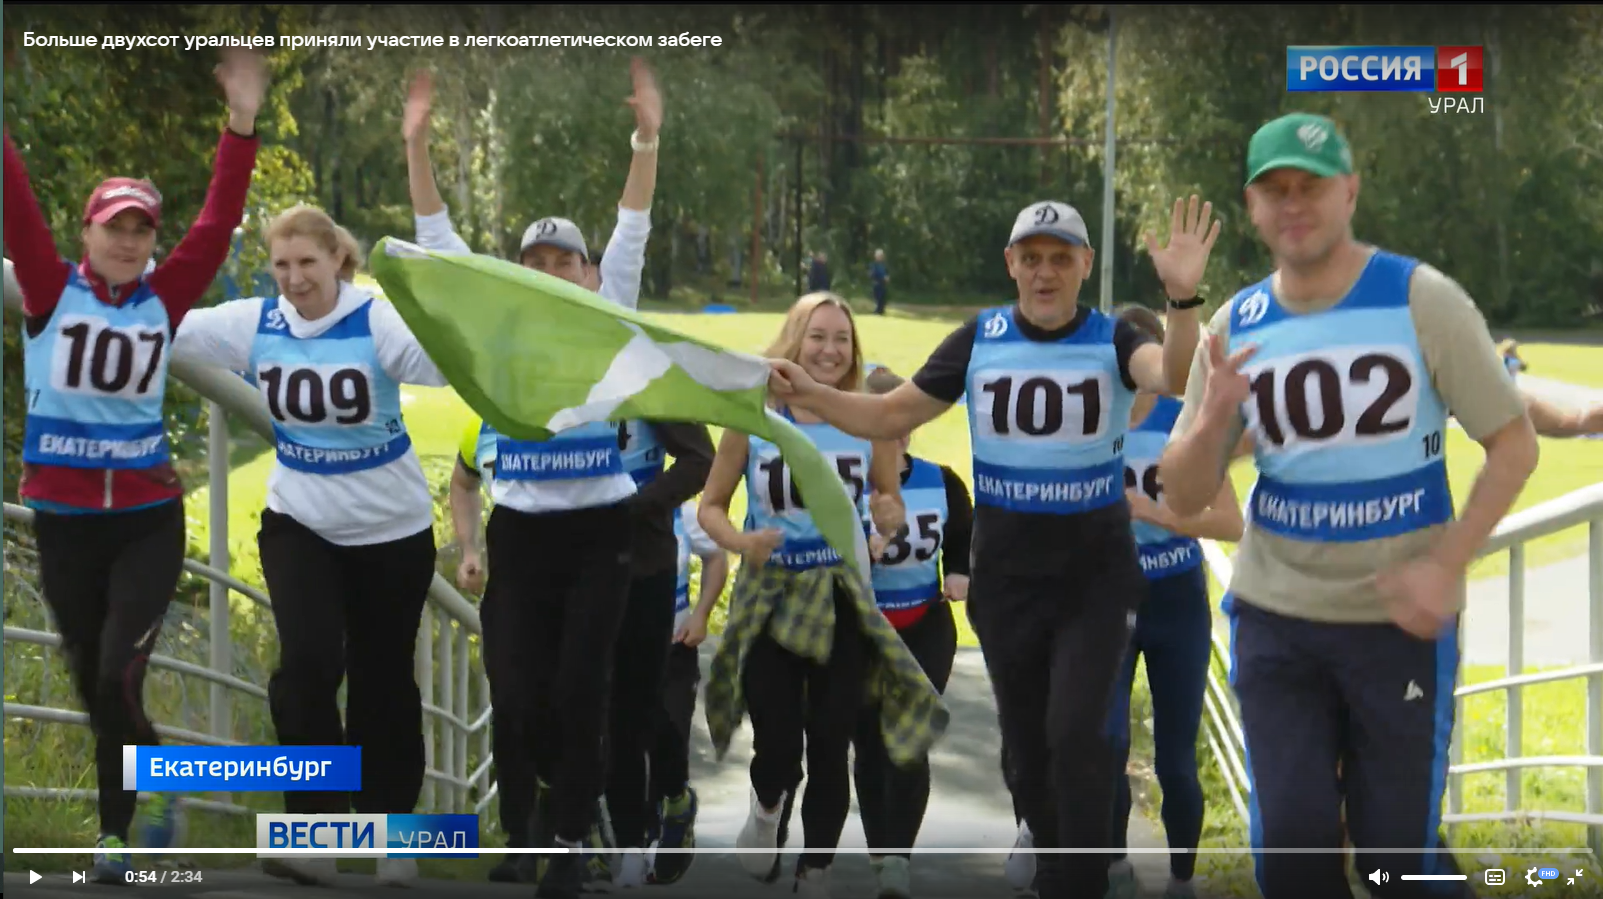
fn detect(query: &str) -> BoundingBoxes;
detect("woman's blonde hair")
[766,292,866,396]
[265,204,362,282]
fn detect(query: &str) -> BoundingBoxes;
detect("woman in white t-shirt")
[173,205,448,889]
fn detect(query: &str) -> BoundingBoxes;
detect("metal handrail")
[1197,481,1603,859]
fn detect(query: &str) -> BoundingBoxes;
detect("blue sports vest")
[1124,396,1202,579]
[620,420,666,488]
[673,505,691,614]
[871,457,949,611]
[247,299,413,475]
[22,269,174,470]
[965,307,1135,514]
[745,414,873,571]
[1227,251,1452,543]
[495,420,625,483]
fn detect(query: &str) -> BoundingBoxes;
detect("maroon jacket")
[4,128,260,511]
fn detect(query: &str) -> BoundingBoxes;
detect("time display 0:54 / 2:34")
[125,869,205,884]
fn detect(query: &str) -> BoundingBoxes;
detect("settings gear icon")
[1528,867,1544,887]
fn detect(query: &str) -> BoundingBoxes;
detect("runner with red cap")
[2,49,267,884]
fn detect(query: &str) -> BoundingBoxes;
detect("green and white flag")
[369,237,873,589]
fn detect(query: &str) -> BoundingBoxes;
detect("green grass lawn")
[1518,342,1603,390]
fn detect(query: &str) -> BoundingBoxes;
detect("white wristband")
[631,130,658,154]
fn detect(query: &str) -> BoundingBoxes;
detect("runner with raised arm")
[1158,113,1538,899]
[173,205,448,888]
[766,198,1217,899]
[3,49,265,883]
[404,59,678,898]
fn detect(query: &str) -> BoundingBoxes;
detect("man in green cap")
[1156,112,1539,898]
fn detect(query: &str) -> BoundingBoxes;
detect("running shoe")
[579,821,612,891]
[1004,823,1036,896]
[734,787,785,880]
[261,855,339,885]
[487,852,541,883]
[1164,878,1197,898]
[375,857,418,887]
[1105,859,1138,899]
[135,794,182,851]
[795,865,832,898]
[872,855,912,898]
[646,787,697,884]
[90,835,133,884]
[612,848,649,888]
[536,839,587,899]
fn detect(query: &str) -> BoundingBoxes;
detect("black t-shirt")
[911,305,1156,578]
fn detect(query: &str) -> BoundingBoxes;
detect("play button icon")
[29,870,41,884]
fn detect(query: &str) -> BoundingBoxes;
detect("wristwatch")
[1167,296,1205,310]
[631,130,659,154]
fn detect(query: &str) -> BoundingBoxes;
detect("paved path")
[6,647,1180,898]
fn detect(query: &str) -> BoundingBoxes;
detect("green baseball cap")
[1245,113,1354,186]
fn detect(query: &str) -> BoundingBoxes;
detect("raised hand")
[216,49,268,129]
[1201,333,1257,422]
[403,69,433,145]
[1145,195,1222,300]
[626,56,662,141]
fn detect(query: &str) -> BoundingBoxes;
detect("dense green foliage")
[5,4,1602,503]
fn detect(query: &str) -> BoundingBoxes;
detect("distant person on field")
[808,250,832,293]
[870,249,890,315]
[1498,338,1527,376]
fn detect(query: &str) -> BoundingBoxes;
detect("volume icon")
[1369,870,1390,884]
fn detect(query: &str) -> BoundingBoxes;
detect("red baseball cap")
[83,177,162,229]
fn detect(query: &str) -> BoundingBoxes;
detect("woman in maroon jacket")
[3,49,266,884]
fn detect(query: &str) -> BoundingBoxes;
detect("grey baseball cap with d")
[1007,201,1090,249]
[518,216,589,261]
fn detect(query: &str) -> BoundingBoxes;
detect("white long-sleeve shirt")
[173,282,449,546]
[411,204,655,514]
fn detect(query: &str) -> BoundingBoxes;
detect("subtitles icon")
[1483,869,1504,886]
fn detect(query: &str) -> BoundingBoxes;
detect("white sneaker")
[735,787,785,879]
[795,865,831,897]
[261,856,340,886]
[1004,824,1035,895]
[613,848,649,888]
[375,857,418,887]
[873,856,911,898]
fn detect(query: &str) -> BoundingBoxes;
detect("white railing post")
[1506,544,1526,813]
[417,607,436,812]
[437,618,455,812]
[1449,612,1465,837]
[207,401,234,803]
[1588,518,1603,860]
[455,627,470,813]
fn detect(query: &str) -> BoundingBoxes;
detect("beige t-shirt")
[1172,253,1527,623]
